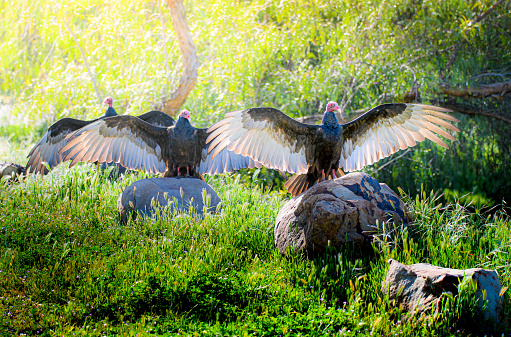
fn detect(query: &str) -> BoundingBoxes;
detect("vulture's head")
[322,101,341,126]
[103,97,113,107]
[326,101,341,113]
[180,110,191,120]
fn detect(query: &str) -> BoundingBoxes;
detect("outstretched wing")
[190,129,262,175]
[340,103,460,172]
[198,146,263,175]
[137,110,175,127]
[59,115,168,174]
[26,118,94,175]
[206,107,320,175]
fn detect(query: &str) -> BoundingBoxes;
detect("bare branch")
[41,34,60,67]
[472,0,505,25]
[470,73,507,81]
[64,21,102,104]
[162,0,199,116]
[439,101,511,124]
[377,149,411,171]
[440,81,511,98]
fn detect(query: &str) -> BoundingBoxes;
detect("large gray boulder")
[382,259,503,323]
[274,172,408,255]
[117,177,221,223]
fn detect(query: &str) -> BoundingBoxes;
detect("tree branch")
[64,21,102,104]
[162,0,199,116]
[472,0,505,25]
[439,101,511,124]
[439,81,511,98]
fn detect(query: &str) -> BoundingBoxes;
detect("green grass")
[0,163,509,336]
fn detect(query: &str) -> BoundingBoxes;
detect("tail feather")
[284,174,316,197]
[285,168,345,196]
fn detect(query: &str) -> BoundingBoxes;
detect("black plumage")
[58,110,261,179]
[206,101,460,196]
[26,97,175,175]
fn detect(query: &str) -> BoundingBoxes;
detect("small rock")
[274,172,408,255]
[0,162,25,180]
[381,259,503,323]
[117,177,221,223]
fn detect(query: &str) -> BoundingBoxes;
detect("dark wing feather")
[26,118,94,175]
[206,107,321,175]
[59,115,168,174]
[340,103,460,171]
[137,110,175,127]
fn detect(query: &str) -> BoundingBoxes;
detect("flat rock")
[274,172,408,255]
[117,177,221,223]
[382,259,503,323]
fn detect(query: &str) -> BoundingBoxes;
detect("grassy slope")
[0,166,510,335]
[1,0,511,335]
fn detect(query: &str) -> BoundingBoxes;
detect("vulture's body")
[59,111,261,179]
[206,102,460,196]
[26,96,175,175]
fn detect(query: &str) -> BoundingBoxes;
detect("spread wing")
[59,115,168,174]
[339,103,460,172]
[137,110,175,127]
[26,118,94,175]
[193,129,263,175]
[206,107,321,175]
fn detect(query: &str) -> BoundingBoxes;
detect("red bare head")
[326,101,340,113]
[180,110,191,120]
[103,97,113,107]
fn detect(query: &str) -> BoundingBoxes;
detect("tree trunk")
[163,0,199,116]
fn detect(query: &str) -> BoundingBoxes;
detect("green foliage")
[2,0,510,204]
[2,0,510,118]
[0,168,510,335]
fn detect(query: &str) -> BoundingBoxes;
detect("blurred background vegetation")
[0,0,510,207]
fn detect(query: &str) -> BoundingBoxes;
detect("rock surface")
[274,172,408,255]
[382,259,503,323]
[117,177,221,223]
[0,162,25,180]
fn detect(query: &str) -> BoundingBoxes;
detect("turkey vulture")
[206,101,460,196]
[26,97,175,175]
[58,110,261,179]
